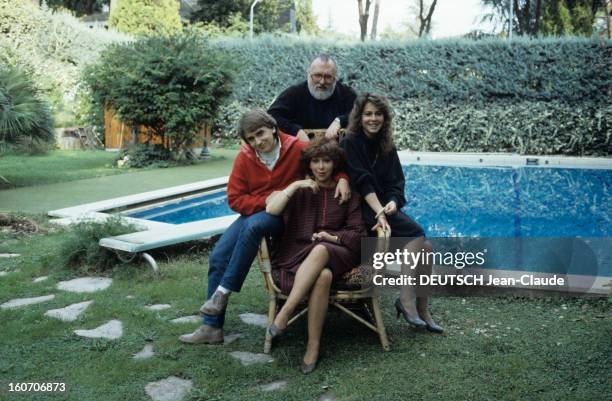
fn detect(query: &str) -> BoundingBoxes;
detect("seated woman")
[266,138,365,374]
[341,93,443,334]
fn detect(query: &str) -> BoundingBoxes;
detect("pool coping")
[397,151,612,169]
[48,176,229,229]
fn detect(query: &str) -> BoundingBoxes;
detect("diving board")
[99,214,238,274]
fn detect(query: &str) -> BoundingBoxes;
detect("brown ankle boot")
[200,290,230,316]
[179,325,223,344]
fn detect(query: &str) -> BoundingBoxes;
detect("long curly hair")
[347,93,395,155]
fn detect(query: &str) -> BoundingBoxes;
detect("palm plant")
[0,66,55,152]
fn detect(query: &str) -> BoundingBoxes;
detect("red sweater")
[227,132,348,216]
[227,132,308,215]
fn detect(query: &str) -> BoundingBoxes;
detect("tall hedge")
[209,36,610,156]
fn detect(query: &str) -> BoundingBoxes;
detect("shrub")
[56,217,137,273]
[0,66,55,153]
[85,34,234,156]
[109,0,182,37]
[117,144,173,168]
[210,100,250,144]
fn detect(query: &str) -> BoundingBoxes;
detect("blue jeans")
[203,211,284,328]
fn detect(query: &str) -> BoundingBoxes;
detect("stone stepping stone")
[0,271,8,277]
[144,304,171,311]
[318,393,339,401]
[145,376,192,401]
[45,300,93,322]
[74,320,123,340]
[33,276,49,283]
[259,380,288,392]
[57,277,112,293]
[229,351,273,366]
[239,313,268,328]
[170,315,201,324]
[223,333,242,345]
[0,253,20,258]
[133,343,154,360]
[1,294,55,310]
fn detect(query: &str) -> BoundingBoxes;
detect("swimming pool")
[123,163,611,279]
[125,165,611,238]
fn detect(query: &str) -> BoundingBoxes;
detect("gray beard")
[307,80,336,100]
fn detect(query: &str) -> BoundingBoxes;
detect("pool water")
[404,165,611,238]
[125,165,611,277]
[126,191,233,224]
[404,166,611,278]
[126,165,611,237]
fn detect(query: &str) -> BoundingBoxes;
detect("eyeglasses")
[310,73,336,83]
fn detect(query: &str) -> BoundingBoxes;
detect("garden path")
[0,270,286,400]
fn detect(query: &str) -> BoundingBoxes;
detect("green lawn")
[0,148,238,213]
[0,150,125,188]
[0,219,610,401]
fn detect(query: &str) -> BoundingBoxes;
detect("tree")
[370,0,381,39]
[293,0,319,34]
[41,0,109,16]
[540,0,605,35]
[607,0,611,38]
[415,0,438,37]
[480,0,541,35]
[192,0,281,33]
[109,0,182,36]
[191,0,318,35]
[357,0,372,41]
[480,0,606,36]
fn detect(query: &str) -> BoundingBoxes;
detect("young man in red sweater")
[179,109,350,344]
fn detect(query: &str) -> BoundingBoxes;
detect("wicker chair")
[305,128,346,141]
[257,228,391,353]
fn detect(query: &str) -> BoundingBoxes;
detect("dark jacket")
[340,130,406,210]
[268,81,357,136]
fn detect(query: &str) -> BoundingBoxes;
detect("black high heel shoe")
[301,358,318,374]
[394,298,426,328]
[267,322,285,340]
[425,320,444,334]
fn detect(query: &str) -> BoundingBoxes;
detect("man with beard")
[268,54,357,142]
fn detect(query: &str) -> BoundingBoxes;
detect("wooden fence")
[104,107,211,151]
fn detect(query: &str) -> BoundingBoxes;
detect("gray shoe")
[200,290,230,316]
[179,324,224,344]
